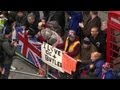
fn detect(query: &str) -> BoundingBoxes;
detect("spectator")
[101,62,117,79]
[35,21,47,43]
[38,18,48,30]
[0,29,17,79]
[57,30,80,60]
[27,11,40,22]
[80,37,97,65]
[25,13,39,37]
[7,11,16,20]
[67,11,83,37]
[101,21,107,38]
[82,11,90,24]
[1,11,9,19]
[47,11,65,37]
[79,11,101,37]
[81,51,105,79]
[101,21,107,32]
[58,30,81,79]
[3,16,15,34]
[0,14,8,33]
[47,21,62,37]
[15,11,27,27]
[41,28,63,47]
[89,26,106,59]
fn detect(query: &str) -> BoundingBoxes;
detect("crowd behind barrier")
[0,11,119,79]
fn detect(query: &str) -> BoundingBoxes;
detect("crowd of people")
[0,11,119,79]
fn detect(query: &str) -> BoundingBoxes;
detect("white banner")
[41,42,64,72]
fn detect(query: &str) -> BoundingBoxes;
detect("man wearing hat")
[73,37,97,79]
[79,37,97,64]
[57,30,80,60]
[57,30,80,79]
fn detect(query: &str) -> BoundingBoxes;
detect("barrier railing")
[15,26,77,79]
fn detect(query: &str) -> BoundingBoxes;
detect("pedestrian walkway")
[9,56,43,79]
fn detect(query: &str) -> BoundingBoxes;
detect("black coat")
[25,20,39,36]
[83,16,101,37]
[89,31,106,56]
[47,11,65,30]
[15,14,27,27]
[43,11,50,21]
[27,11,40,22]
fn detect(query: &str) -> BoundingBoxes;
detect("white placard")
[41,42,64,72]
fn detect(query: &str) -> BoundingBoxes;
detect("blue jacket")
[85,59,105,78]
[67,11,83,34]
[103,70,117,79]
[94,59,105,77]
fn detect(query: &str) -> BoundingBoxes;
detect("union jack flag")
[16,27,42,69]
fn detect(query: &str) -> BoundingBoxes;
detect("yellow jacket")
[64,37,80,60]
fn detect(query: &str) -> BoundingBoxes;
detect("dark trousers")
[72,62,87,79]
[59,62,86,79]
[0,62,12,79]
[59,72,73,79]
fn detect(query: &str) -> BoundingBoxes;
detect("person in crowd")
[66,11,83,38]
[0,15,7,33]
[82,11,90,24]
[101,21,107,38]
[89,26,106,59]
[27,11,40,22]
[2,17,18,41]
[15,11,27,27]
[0,12,8,33]
[40,28,63,47]
[25,13,39,37]
[57,30,80,60]
[0,11,9,19]
[56,30,81,79]
[47,21,63,37]
[35,19,47,43]
[101,21,107,32]
[80,51,105,79]
[101,62,117,79]
[79,11,101,37]
[80,37,97,65]
[37,27,64,78]
[0,29,17,79]
[47,11,65,37]
[74,38,97,79]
